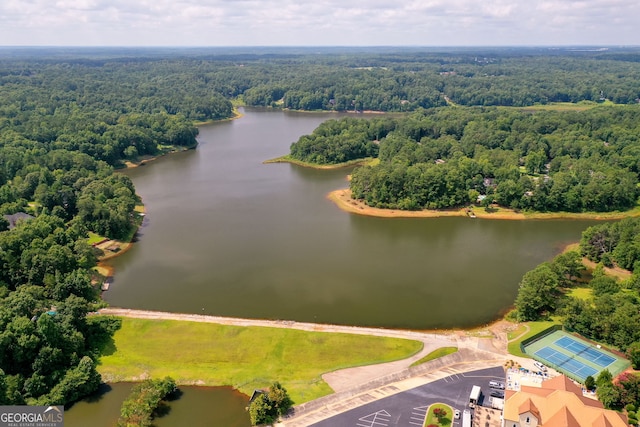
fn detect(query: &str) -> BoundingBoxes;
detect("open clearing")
[97,316,423,403]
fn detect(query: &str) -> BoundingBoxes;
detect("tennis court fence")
[519,324,563,354]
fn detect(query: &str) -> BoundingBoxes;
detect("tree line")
[4,47,640,117]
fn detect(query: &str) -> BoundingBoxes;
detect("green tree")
[117,377,177,427]
[249,393,273,426]
[584,375,595,391]
[550,251,584,287]
[267,382,293,417]
[0,369,7,405]
[248,382,294,425]
[626,342,640,370]
[591,275,620,297]
[514,263,561,321]
[596,369,613,388]
[433,407,447,422]
[38,356,101,405]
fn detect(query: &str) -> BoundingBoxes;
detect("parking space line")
[409,405,428,426]
[357,410,391,427]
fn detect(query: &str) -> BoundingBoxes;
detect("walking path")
[98,308,527,426]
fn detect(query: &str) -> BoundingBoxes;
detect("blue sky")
[1,0,638,46]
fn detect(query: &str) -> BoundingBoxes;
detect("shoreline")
[328,188,640,220]
[101,111,245,274]
[122,109,244,170]
[95,204,146,285]
[121,146,193,169]
[98,306,515,338]
[264,155,374,169]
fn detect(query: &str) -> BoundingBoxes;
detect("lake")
[104,107,596,330]
[80,107,599,425]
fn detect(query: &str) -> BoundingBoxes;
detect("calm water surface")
[65,384,251,427]
[105,108,596,329]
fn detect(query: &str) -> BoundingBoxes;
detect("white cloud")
[0,0,638,45]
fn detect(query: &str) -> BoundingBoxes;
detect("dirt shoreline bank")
[328,188,640,220]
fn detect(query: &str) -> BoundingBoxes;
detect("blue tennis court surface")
[554,336,615,367]
[534,346,598,380]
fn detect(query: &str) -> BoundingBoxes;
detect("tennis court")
[522,329,629,383]
[534,346,598,379]
[554,336,616,367]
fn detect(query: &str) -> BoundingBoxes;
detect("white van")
[489,380,505,389]
[533,361,547,371]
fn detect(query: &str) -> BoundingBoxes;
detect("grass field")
[566,287,593,301]
[263,154,374,169]
[87,232,106,245]
[507,319,561,358]
[410,347,458,367]
[513,100,619,112]
[98,318,423,403]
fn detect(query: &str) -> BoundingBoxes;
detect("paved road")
[310,366,505,427]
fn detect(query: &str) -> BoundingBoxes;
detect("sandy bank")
[328,189,640,220]
[328,189,472,218]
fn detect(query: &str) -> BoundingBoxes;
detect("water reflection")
[106,109,598,329]
[65,383,251,427]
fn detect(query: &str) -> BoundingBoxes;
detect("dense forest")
[0,51,206,406]
[3,46,640,115]
[2,46,640,405]
[291,106,640,212]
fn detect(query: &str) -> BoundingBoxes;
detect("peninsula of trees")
[290,106,640,213]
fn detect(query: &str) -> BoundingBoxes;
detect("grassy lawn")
[510,100,620,112]
[567,286,593,301]
[507,323,528,342]
[424,403,453,427]
[263,154,374,169]
[98,318,423,404]
[87,232,106,245]
[507,319,561,358]
[410,347,458,367]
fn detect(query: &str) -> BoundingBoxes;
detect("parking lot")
[310,366,505,427]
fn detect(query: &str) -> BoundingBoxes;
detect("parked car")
[489,380,505,389]
[454,409,461,419]
[534,361,548,371]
